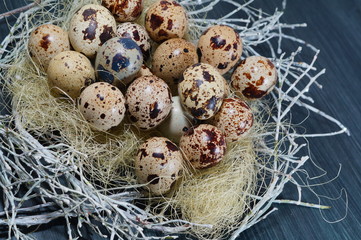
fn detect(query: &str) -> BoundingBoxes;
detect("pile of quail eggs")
[28,0,277,196]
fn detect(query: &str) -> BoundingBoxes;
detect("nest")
[0,0,348,239]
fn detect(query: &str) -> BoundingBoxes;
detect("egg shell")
[78,82,126,131]
[178,63,226,120]
[102,0,143,22]
[135,137,183,195]
[126,64,153,85]
[179,124,226,169]
[95,37,143,87]
[158,96,194,143]
[28,24,70,70]
[231,56,277,99]
[223,78,231,98]
[47,51,95,99]
[116,22,151,57]
[210,98,254,142]
[126,75,172,130]
[145,0,188,42]
[152,38,198,95]
[69,4,116,58]
[197,25,243,75]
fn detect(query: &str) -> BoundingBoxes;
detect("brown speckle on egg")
[47,51,96,99]
[179,124,226,169]
[126,75,172,130]
[231,56,277,99]
[95,37,143,87]
[197,25,243,75]
[116,22,151,57]
[69,4,116,58]
[135,137,183,195]
[28,24,70,70]
[152,38,198,95]
[145,0,188,42]
[178,63,225,120]
[77,82,126,131]
[210,98,254,142]
[102,0,143,22]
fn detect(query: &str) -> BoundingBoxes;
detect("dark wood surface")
[1,0,361,239]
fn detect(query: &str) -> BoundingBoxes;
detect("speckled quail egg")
[69,4,116,58]
[152,38,198,95]
[78,82,126,131]
[116,22,151,58]
[135,137,183,195]
[95,37,143,87]
[178,63,226,120]
[179,124,226,169]
[102,0,143,22]
[145,0,188,42]
[136,64,153,77]
[158,96,194,143]
[231,56,277,99]
[126,75,172,130]
[223,79,231,98]
[210,98,254,142]
[126,64,153,84]
[28,24,70,70]
[47,51,95,99]
[197,25,242,75]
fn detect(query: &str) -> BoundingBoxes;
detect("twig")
[0,1,41,20]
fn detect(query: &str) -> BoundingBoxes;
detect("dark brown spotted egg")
[231,56,277,99]
[210,98,254,142]
[102,0,143,22]
[126,75,172,130]
[179,124,226,169]
[197,25,242,75]
[95,37,143,87]
[116,22,151,57]
[135,137,183,195]
[78,82,126,131]
[69,4,116,58]
[152,38,198,95]
[145,0,188,42]
[178,63,226,120]
[28,24,70,71]
[47,51,95,99]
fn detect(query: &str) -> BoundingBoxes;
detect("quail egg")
[135,137,183,195]
[210,98,254,142]
[116,22,151,57]
[158,96,194,143]
[126,64,153,84]
[178,63,225,120]
[223,78,231,98]
[78,82,126,131]
[126,75,172,130]
[231,56,277,99]
[197,25,242,75]
[47,51,95,99]
[152,38,198,95]
[102,0,143,22]
[69,4,116,58]
[179,124,226,169]
[145,0,188,42]
[28,24,70,70]
[95,37,143,87]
